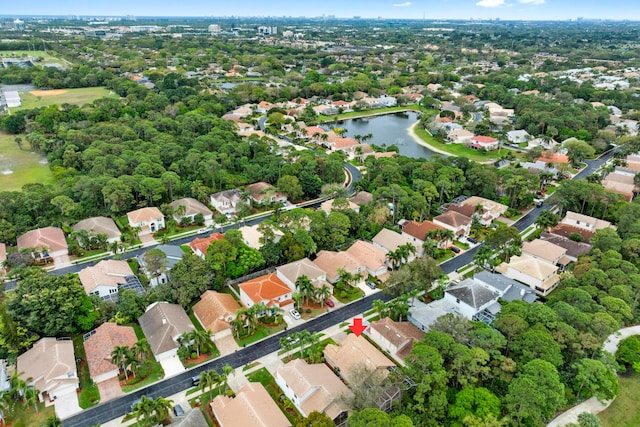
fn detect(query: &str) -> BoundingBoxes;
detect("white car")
[289,309,301,320]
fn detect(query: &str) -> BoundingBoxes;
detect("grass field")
[16,87,117,110]
[599,373,640,427]
[0,132,54,191]
[0,49,71,68]
[318,105,422,123]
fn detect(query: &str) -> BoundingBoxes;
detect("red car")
[325,299,335,308]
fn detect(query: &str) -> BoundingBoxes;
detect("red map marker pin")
[349,318,367,337]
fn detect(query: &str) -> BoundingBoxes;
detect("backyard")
[72,336,101,409]
[0,132,54,191]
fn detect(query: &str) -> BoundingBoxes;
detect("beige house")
[78,259,141,300]
[275,359,352,425]
[496,255,560,296]
[17,227,68,262]
[312,250,365,284]
[433,211,472,238]
[324,334,396,386]
[320,199,360,215]
[238,224,283,250]
[138,302,196,361]
[367,318,424,364]
[73,216,121,244]
[83,323,137,384]
[398,219,448,247]
[276,258,330,292]
[170,197,213,224]
[211,382,291,427]
[346,240,389,279]
[192,291,241,340]
[561,211,615,232]
[245,182,288,205]
[17,338,78,402]
[460,196,508,226]
[372,228,423,263]
[127,207,165,234]
[522,240,569,267]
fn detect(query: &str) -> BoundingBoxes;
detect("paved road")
[62,291,392,427]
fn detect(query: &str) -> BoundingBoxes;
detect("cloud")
[476,0,506,7]
[519,0,545,3]
[393,1,412,6]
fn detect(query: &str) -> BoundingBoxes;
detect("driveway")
[54,392,82,420]
[160,355,186,378]
[97,377,124,403]
[215,334,240,356]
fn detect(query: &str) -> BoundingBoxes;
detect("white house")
[78,259,144,301]
[170,197,213,225]
[210,189,245,216]
[127,207,165,234]
[496,255,560,296]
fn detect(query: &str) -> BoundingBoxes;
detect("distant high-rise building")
[208,24,221,33]
[13,19,24,31]
[257,26,277,35]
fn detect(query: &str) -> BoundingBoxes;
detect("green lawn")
[600,373,640,427]
[334,286,365,303]
[0,49,71,68]
[236,322,287,347]
[121,361,165,393]
[0,132,54,191]
[5,401,56,427]
[318,105,422,123]
[72,336,101,408]
[413,126,500,163]
[16,87,117,110]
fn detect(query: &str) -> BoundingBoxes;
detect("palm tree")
[192,329,213,358]
[153,397,174,425]
[132,395,156,427]
[317,283,332,307]
[132,338,152,362]
[298,330,312,358]
[200,369,219,402]
[42,416,62,427]
[220,364,234,394]
[295,275,314,305]
[110,345,132,380]
[126,357,142,379]
[386,249,403,270]
[373,299,387,319]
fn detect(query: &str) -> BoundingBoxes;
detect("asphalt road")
[62,290,392,427]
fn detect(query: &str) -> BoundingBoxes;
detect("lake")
[325,111,436,159]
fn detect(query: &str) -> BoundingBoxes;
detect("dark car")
[325,299,335,308]
[366,280,377,289]
[450,246,461,254]
[467,237,478,244]
[173,404,185,417]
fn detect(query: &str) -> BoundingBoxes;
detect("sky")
[3,0,639,21]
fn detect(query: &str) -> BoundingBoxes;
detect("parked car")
[173,404,185,417]
[191,376,200,387]
[450,246,461,254]
[289,309,301,320]
[366,280,377,289]
[467,237,478,244]
[325,299,335,308]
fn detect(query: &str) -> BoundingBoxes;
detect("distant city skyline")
[2,0,638,21]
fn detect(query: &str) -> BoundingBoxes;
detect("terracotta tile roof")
[138,302,195,356]
[369,317,424,361]
[17,227,67,253]
[275,359,351,419]
[73,217,121,241]
[471,135,498,143]
[304,126,326,137]
[78,259,135,294]
[324,334,395,386]
[433,210,472,228]
[127,207,164,225]
[536,152,570,164]
[399,220,445,241]
[84,323,137,379]
[346,240,387,272]
[189,233,224,255]
[211,382,291,427]
[238,273,291,305]
[549,223,595,243]
[193,291,241,334]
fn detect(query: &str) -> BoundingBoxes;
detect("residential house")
[602,172,636,202]
[377,95,397,107]
[447,129,474,144]
[506,129,532,144]
[320,198,360,215]
[324,334,396,386]
[372,228,423,263]
[189,233,224,259]
[275,359,352,425]
[433,211,472,238]
[459,196,508,226]
[83,323,137,384]
[495,255,561,296]
[238,273,294,312]
[238,224,283,250]
[522,239,570,270]
[73,217,121,244]
[193,291,241,341]
[137,244,184,287]
[211,382,291,427]
[138,302,196,361]
[540,232,591,262]
[17,226,68,262]
[350,191,373,206]
[548,223,595,243]
[398,219,448,247]
[127,207,165,234]
[17,338,78,402]
[78,259,144,301]
[276,258,330,292]
[469,135,499,151]
[312,250,365,284]
[561,211,615,232]
[536,152,570,166]
[210,189,245,216]
[256,101,276,114]
[170,198,213,224]
[367,317,424,364]
[346,240,389,280]
[245,182,288,206]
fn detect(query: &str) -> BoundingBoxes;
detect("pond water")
[325,111,436,159]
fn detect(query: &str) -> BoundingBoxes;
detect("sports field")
[16,87,117,110]
[0,132,54,191]
[0,49,71,68]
